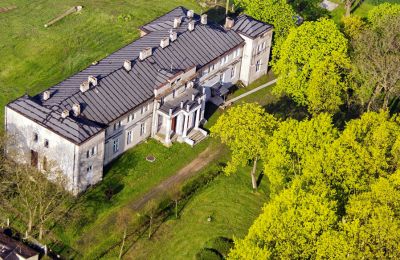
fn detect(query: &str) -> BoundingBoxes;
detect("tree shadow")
[256,172,264,187]
[264,96,310,121]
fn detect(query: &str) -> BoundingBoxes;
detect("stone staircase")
[186,129,208,146]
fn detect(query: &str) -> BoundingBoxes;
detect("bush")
[204,237,234,258]
[195,248,223,260]
[181,166,222,195]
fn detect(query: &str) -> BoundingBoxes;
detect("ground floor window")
[113,139,119,153]
[127,130,132,144]
[140,123,145,136]
[256,60,261,72]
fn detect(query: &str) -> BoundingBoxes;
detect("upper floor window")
[256,60,261,72]
[202,68,209,76]
[86,145,97,158]
[114,121,122,131]
[140,123,146,136]
[87,164,93,174]
[33,133,38,143]
[231,66,236,78]
[44,139,49,148]
[234,49,240,58]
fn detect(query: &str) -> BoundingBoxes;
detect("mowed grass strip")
[0,0,199,124]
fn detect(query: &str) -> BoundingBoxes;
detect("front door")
[30,150,38,168]
[171,117,177,132]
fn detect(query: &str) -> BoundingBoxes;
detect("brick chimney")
[201,14,207,25]
[43,91,51,101]
[225,17,235,30]
[160,37,170,48]
[88,75,97,87]
[72,103,81,116]
[173,17,181,28]
[187,10,194,19]
[124,60,132,71]
[61,110,69,118]
[170,30,177,42]
[80,81,90,93]
[139,47,152,60]
[188,20,195,31]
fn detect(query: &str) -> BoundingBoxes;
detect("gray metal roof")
[159,88,201,115]
[232,15,273,39]
[7,7,270,145]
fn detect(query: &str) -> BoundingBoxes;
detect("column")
[182,114,188,138]
[165,116,172,144]
[195,108,200,129]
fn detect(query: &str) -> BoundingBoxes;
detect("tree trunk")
[119,228,127,259]
[39,224,43,240]
[251,157,258,190]
[148,216,152,239]
[175,200,178,219]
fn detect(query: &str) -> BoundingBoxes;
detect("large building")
[5,7,273,195]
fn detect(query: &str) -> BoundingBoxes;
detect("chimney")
[123,60,132,71]
[180,101,184,108]
[173,17,181,28]
[80,81,90,93]
[88,75,97,86]
[139,47,152,60]
[187,81,194,88]
[72,103,81,116]
[225,17,235,30]
[186,104,190,111]
[188,20,195,31]
[192,94,195,101]
[170,31,177,42]
[187,10,194,19]
[201,14,207,25]
[43,91,51,101]
[160,37,170,48]
[169,108,173,115]
[61,110,69,118]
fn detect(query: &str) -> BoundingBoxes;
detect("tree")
[263,113,338,194]
[235,0,297,60]
[0,161,70,240]
[274,18,350,115]
[367,3,400,27]
[144,199,159,239]
[351,10,400,111]
[168,185,182,219]
[342,15,366,39]
[229,178,337,259]
[116,207,135,259]
[210,103,278,189]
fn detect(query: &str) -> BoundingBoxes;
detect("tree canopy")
[273,18,350,115]
[210,103,277,189]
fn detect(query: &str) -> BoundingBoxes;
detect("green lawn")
[124,165,269,259]
[329,0,400,23]
[0,0,200,125]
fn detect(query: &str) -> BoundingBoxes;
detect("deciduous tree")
[211,103,278,190]
[274,18,350,115]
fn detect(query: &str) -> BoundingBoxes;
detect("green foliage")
[342,15,366,39]
[237,0,297,60]
[230,111,400,259]
[368,3,400,26]
[210,103,278,176]
[204,237,234,258]
[196,248,223,260]
[274,18,350,115]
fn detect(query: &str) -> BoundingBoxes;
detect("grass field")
[125,165,269,259]
[0,0,200,125]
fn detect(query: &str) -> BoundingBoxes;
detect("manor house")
[5,7,273,194]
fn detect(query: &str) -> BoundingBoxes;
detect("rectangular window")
[87,165,93,174]
[141,107,144,114]
[44,139,49,148]
[43,156,48,171]
[33,133,38,143]
[202,68,209,76]
[127,130,132,144]
[114,121,121,131]
[256,60,261,72]
[87,146,97,158]
[113,139,119,153]
[172,89,176,98]
[231,66,236,78]
[140,123,145,136]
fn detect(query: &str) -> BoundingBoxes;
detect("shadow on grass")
[264,96,310,121]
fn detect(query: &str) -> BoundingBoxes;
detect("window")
[87,164,93,174]
[127,130,132,144]
[114,121,121,131]
[140,123,145,136]
[220,73,225,85]
[202,68,209,76]
[231,66,236,78]
[44,139,49,148]
[113,139,119,153]
[172,89,176,98]
[33,133,38,143]
[43,156,48,171]
[256,60,261,72]
[86,146,97,158]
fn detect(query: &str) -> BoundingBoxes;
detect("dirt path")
[131,146,222,211]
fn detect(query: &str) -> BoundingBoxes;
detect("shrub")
[204,237,234,258]
[195,248,223,260]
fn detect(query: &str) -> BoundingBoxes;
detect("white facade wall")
[5,107,79,193]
